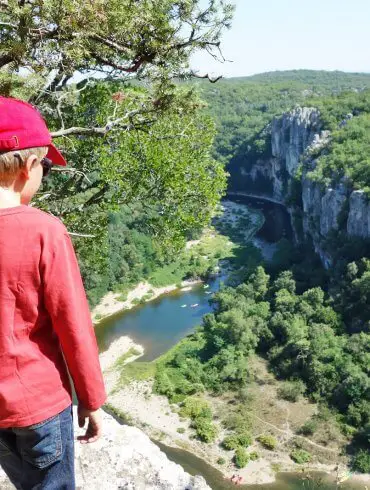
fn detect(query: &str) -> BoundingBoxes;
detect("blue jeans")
[0,405,75,490]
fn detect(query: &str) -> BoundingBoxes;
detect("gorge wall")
[233,106,370,266]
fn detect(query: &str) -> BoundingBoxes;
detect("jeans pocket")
[15,413,63,469]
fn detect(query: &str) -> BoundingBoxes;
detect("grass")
[114,347,142,369]
[103,402,134,425]
[116,361,156,386]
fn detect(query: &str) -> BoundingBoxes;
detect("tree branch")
[51,167,93,184]
[0,22,17,29]
[50,126,108,137]
[89,34,132,53]
[68,232,96,238]
[93,54,148,73]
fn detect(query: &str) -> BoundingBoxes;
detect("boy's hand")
[77,405,102,444]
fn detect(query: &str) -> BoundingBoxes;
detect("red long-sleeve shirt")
[0,205,106,427]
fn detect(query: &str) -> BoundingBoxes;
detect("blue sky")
[191,0,370,78]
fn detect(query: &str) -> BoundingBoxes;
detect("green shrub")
[177,427,185,434]
[234,447,250,468]
[222,435,240,450]
[352,450,370,473]
[256,434,277,450]
[222,412,252,432]
[222,431,252,450]
[290,449,312,464]
[249,451,259,461]
[179,397,212,420]
[277,380,306,402]
[217,457,226,465]
[194,417,218,443]
[297,420,317,436]
[236,431,253,448]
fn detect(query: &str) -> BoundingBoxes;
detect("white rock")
[0,409,210,490]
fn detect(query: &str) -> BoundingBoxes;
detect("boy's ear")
[21,154,39,180]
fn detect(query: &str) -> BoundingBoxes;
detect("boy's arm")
[41,228,106,411]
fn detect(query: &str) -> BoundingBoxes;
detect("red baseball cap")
[0,96,66,166]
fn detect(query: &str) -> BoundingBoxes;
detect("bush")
[194,417,218,443]
[222,435,240,451]
[234,447,250,468]
[249,451,259,461]
[352,450,370,473]
[236,431,253,448]
[222,431,252,450]
[290,449,312,464]
[277,380,306,402]
[179,397,212,420]
[177,427,185,434]
[297,420,317,436]
[256,434,277,450]
[217,457,226,465]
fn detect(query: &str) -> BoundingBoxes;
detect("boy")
[0,96,106,489]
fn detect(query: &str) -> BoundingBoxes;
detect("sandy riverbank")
[92,278,202,324]
[103,377,370,487]
[92,199,264,325]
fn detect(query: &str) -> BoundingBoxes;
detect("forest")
[150,72,370,472]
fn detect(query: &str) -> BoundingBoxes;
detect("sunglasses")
[40,157,53,178]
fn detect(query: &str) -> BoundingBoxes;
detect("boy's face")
[18,153,45,205]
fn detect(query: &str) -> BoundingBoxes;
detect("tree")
[1,1,234,99]
[1,1,233,298]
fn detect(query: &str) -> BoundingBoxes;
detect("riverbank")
[92,199,264,325]
[92,278,203,324]
[103,375,370,488]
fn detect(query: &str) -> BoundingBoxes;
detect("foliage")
[277,380,306,402]
[308,108,370,193]
[1,1,232,306]
[2,1,234,102]
[234,447,249,468]
[352,450,370,473]
[193,416,218,442]
[217,457,226,465]
[198,71,370,196]
[256,434,277,450]
[290,449,312,464]
[222,435,240,451]
[177,396,217,443]
[297,420,318,436]
[222,431,252,450]
[249,451,259,461]
[179,397,212,420]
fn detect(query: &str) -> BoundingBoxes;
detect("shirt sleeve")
[41,228,107,411]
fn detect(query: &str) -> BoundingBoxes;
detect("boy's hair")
[0,146,48,186]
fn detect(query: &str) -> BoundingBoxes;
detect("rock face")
[347,190,370,237]
[0,408,210,490]
[240,106,370,264]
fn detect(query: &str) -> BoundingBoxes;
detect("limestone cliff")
[0,408,210,490]
[237,106,370,264]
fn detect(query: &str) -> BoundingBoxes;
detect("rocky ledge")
[0,408,210,490]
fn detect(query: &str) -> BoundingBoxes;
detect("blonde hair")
[0,146,48,186]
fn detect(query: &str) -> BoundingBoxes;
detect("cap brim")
[46,143,67,166]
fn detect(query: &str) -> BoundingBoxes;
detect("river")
[96,196,293,361]
[96,196,363,490]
